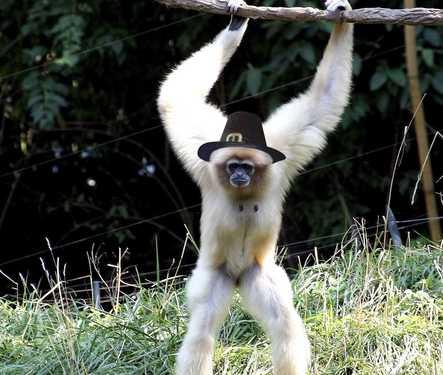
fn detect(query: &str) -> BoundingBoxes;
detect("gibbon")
[157,0,354,374]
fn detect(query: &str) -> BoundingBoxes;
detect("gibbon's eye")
[227,162,255,176]
[228,162,241,174]
[241,163,254,175]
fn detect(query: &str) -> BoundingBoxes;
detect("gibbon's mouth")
[230,176,250,188]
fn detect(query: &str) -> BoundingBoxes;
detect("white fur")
[157,20,248,186]
[265,18,354,193]
[157,1,353,373]
[176,267,234,374]
[240,264,311,375]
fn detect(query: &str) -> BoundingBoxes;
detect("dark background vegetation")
[0,0,441,293]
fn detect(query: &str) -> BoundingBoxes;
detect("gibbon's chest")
[202,196,281,279]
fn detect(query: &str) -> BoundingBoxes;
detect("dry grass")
[0,235,441,374]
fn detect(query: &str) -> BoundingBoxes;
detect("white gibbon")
[157,0,354,374]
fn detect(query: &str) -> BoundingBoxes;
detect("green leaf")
[400,89,409,109]
[376,92,390,114]
[370,71,387,91]
[47,94,68,108]
[52,82,69,95]
[350,95,369,121]
[421,74,431,92]
[421,49,434,68]
[387,68,406,87]
[229,75,245,100]
[22,72,39,90]
[27,95,44,108]
[284,25,301,40]
[246,66,262,95]
[21,23,38,36]
[264,23,282,40]
[423,28,441,47]
[352,54,362,76]
[55,53,80,67]
[23,46,47,64]
[284,0,297,6]
[431,72,443,94]
[299,43,315,64]
[117,205,129,219]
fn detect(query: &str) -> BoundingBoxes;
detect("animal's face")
[210,147,272,198]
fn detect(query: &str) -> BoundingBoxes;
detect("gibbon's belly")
[215,204,278,280]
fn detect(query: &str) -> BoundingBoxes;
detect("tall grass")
[0,236,441,374]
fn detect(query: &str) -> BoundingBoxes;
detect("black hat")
[197,112,286,163]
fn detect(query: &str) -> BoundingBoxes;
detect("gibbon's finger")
[325,0,352,12]
[227,0,245,14]
[227,0,248,31]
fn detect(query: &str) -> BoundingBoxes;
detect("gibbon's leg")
[239,264,310,375]
[176,266,234,375]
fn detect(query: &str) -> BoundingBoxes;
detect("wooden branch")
[155,0,443,26]
[404,0,442,242]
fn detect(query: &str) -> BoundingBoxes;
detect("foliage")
[0,239,441,374]
[0,0,442,275]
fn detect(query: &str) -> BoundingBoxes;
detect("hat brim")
[197,142,286,163]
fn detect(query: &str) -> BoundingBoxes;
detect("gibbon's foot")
[325,0,352,11]
[227,0,247,31]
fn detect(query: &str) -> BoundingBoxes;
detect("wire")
[0,203,202,267]
[0,14,203,82]
[0,134,415,268]
[0,36,419,265]
[64,214,443,293]
[280,221,383,249]
[0,42,407,181]
[297,141,407,176]
[0,125,162,179]
[0,138,400,267]
[398,215,443,229]
[222,76,313,107]
[65,214,443,285]
[0,14,207,179]
[396,215,442,224]
[0,74,315,181]
[285,215,443,261]
[0,82,403,181]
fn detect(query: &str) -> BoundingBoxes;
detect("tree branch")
[155,0,443,26]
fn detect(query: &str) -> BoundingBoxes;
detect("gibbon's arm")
[157,20,248,185]
[264,22,354,190]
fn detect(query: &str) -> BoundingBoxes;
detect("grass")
[0,237,442,374]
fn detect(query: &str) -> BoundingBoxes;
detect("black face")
[227,161,255,188]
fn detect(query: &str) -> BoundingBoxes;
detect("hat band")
[225,133,243,143]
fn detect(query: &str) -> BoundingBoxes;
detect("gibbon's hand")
[227,0,245,13]
[325,0,352,11]
[227,0,248,31]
